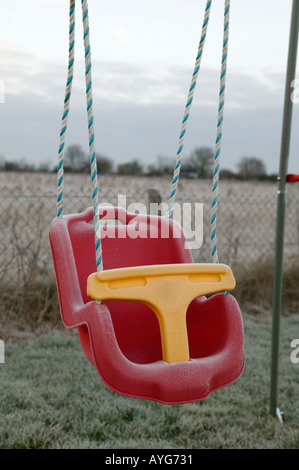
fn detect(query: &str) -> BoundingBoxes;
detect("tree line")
[0,144,277,180]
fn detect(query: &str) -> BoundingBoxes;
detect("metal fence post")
[269,0,299,421]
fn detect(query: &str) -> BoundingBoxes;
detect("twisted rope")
[81,0,102,272]
[56,0,103,272]
[166,0,212,217]
[210,0,230,264]
[56,0,75,218]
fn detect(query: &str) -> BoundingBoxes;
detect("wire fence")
[1,183,299,288]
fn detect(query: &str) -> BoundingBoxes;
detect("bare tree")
[117,160,143,176]
[237,156,266,180]
[188,147,214,178]
[96,154,114,174]
[64,145,87,172]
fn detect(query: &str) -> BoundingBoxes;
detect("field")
[0,169,281,194]
[2,171,299,273]
[1,172,299,450]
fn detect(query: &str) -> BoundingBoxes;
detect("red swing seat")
[49,206,244,404]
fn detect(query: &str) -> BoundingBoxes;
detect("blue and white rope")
[56,0,103,272]
[166,0,212,217]
[56,0,75,218]
[210,0,230,264]
[81,0,102,272]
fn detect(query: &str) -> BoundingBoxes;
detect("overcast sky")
[0,0,298,175]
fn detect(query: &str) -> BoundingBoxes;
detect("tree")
[96,155,114,174]
[237,156,266,180]
[188,146,214,178]
[117,160,143,176]
[220,168,237,180]
[64,145,87,172]
[36,161,50,173]
[146,163,163,176]
[3,158,35,172]
[0,155,5,170]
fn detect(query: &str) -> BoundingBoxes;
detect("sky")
[0,0,298,175]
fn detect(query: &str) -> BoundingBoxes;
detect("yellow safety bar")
[87,263,236,363]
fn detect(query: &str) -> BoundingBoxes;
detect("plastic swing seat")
[49,206,245,404]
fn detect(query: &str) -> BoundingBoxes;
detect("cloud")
[0,44,287,109]
[0,46,298,175]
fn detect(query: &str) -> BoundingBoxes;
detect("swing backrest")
[69,206,193,302]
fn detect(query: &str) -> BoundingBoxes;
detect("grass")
[1,315,299,449]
